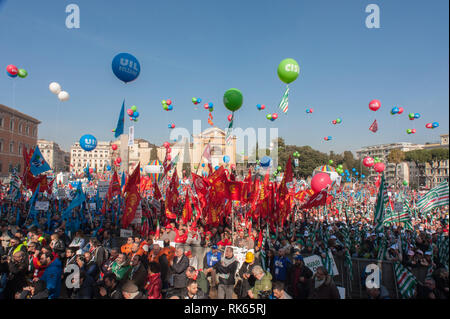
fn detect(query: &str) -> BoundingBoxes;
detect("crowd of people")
[0,183,448,300]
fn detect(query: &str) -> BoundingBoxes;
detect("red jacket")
[145,273,162,299]
[174,230,187,244]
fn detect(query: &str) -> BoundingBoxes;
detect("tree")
[387,149,405,185]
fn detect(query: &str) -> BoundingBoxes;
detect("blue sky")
[0,0,448,154]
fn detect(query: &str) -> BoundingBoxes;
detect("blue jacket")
[205,251,222,268]
[273,256,291,282]
[41,258,62,299]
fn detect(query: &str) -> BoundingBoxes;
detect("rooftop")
[0,103,41,124]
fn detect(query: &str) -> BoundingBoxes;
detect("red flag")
[301,190,328,209]
[107,172,121,201]
[208,166,229,204]
[369,119,378,133]
[165,169,179,220]
[182,192,193,224]
[122,187,141,229]
[124,163,140,193]
[153,181,162,200]
[192,173,210,210]
[227,181,243,201]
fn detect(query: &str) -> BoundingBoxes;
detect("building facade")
[356,142,424,185]
[0,104,40,178]
[112,138,153,173]
[37,139,70,173]
[70,141,112,174]
[422,134,449,188]
[157,127,237,178]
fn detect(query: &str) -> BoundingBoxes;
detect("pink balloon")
[311,173,332,193]
[373,162,385,173]
[425,123,432,129]
[171,124,175,128]
[6,65,18,76]
[310,108,314,113]
[369,99,381,111]
[166,99,172,105]
[398,107,404,114]
[227,114,233,122]
[411,129,416,134]
[272,113,278,119]
[363,156,375,168]
[204,104,209,109]
[324,137,328,141]
[127,109,134,116]
[261,105,266,110]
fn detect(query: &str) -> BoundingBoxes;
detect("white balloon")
[58,91,70,102]
[49,82,62,95]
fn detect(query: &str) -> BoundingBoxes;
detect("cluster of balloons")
[273,165,283,177]
[425,122,439,129]
[192,97,202,105]
[256,104,266,111]
[223,155,230,163]
[6,65,28,78]
[162,99,173,111]
[373,162,386,173]
[305,108,314,114]
[163,142,172,161]
[406,128,417,134]
[260,156,271,167]
[168,123,175,129]
[331,118,342,125]
[49,82,70,102]
[390,106,404,115]
[112,53,140,83]
[79,134,97,152]
[335,164,344,175]
[293,151,300,158]
[324,136,332,141]
[127,105,139,122]
[203,102,214,111]
[408,113,421,120]
[369,99,381,111]
[266,113,278,121]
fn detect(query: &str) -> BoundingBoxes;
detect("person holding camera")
[248,265,272,299]
[18,279,49,299]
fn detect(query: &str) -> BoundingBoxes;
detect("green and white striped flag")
[322,248,334,276]
[394,262,417,299]
[374,175,388,232]
[225,115,234,145]
[437,234,449,270]
[278,86,289,113]
[416,182,449,214]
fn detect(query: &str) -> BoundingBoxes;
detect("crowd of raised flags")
[0,143,448,299]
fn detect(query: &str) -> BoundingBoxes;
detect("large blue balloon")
[80,134,97,152]
[112,53,140,83]
[260,156,272,167]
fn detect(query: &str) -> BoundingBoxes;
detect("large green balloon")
[277,58,300,84]
[18,69,28,78]
[223,88,243,112]
[402,180,408,186]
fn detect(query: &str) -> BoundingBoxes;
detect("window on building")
[9,141,14,153]
[0,139,3,152]
[10,119,14,131]
[18,143,22,155]
[33,127,37,137]
[0,117,3,127]
[19,123,23,133]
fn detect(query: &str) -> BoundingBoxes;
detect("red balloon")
[272,113,278,119]
[261,105,266,110]
[116,157,122,164]
[369,99,381,111]
[89,168,94,174]
[166,99,172,105]
[411,129,416,134]
[425,123,433,129]
[311,173,332,193]
[204,104,209,109]
[163,142,170,148]
[127,109,134,116]
[227,114,233,122]
[111,144,118,151]
[6,65,18,76]
[310,108,314,113]
[324,137,328,141]
[332,120,337,124]
[171,124,175,128]
[373,162,385,173]
[363,156,375,168]
[398,107,404,114]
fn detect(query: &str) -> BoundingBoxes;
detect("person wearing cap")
[236,251,258,299]
[203,244,221,289]
[121,280,146,299]
[286,254,313,299]
[273,248,292,284]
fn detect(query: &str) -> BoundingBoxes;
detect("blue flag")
[29,146,51,176]
[114,100,125,138]
[62,183,86,221]
[121,172,126,190]
[27,184,40,228]
[84,163,92,182]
